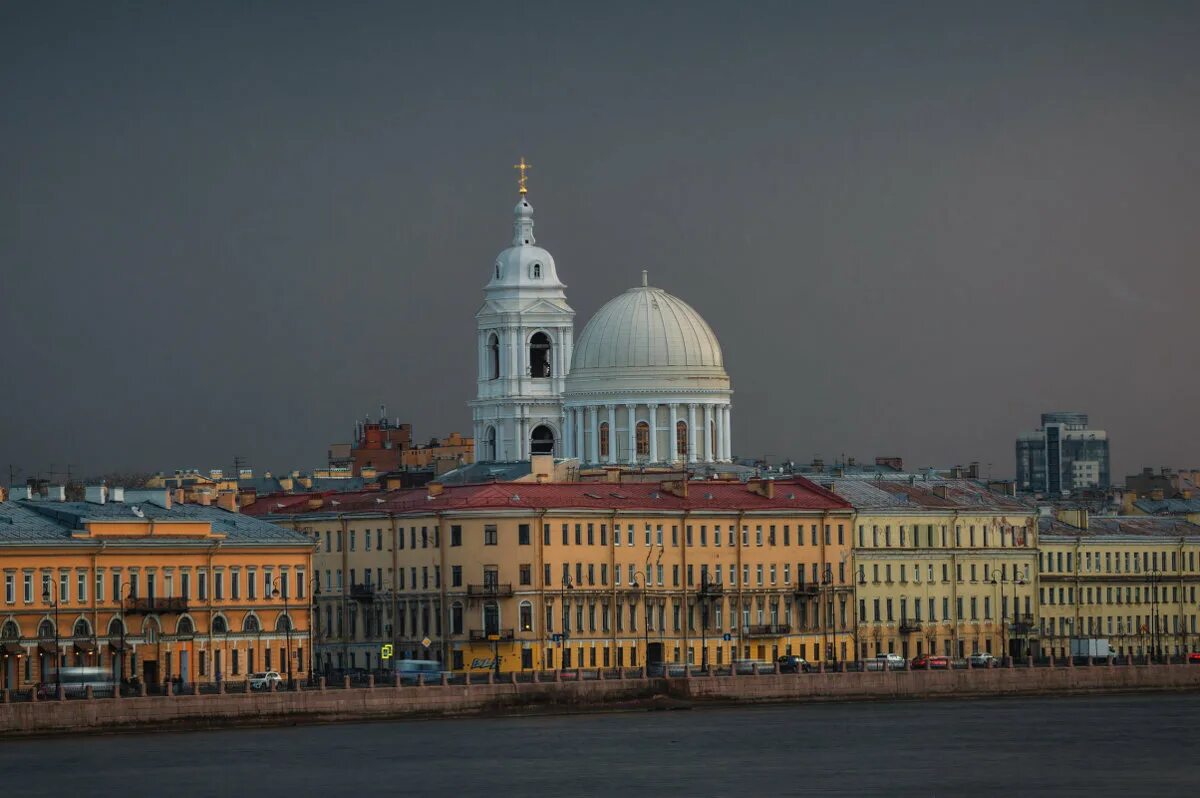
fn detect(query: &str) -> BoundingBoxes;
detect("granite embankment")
[4,663,1199,737]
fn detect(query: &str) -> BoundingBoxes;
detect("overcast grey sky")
[2,1,1198,480]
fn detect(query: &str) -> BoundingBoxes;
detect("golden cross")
[513,157,531,195]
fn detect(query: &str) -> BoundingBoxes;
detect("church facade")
[471,175,732,466]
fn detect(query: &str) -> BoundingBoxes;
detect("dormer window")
[531,263,542,279]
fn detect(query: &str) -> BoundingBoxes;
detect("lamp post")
[628,574,643,670]
[988,570,1024,660]
[42,580,61,694]
[820,564,835,668]
[270,576,293,690]
[310,575,321,682]
[697,570,715,672]
[117,581,132,687]
[855,567,867,663]
[1146,568,1163,662]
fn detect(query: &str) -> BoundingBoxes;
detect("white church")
[470,168,733,467]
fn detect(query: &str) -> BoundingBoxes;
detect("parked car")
[969,652,997,667]
[911,654,950,670]
[1187,652,1200,664]
[248,671,282,690]
[777,655,812,674]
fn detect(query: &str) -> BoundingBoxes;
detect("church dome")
[566,276,729,395]
[485,198,565,290]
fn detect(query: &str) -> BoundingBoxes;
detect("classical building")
[470,170,731,466]
[1016,411,1111,494]
[248,477,854,674]
[1038,511,1200,658]
[0,486,313,692]
[817,478,1040,660]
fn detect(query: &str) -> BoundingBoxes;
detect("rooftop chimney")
[747,478,775,499]
[216,491,238,513]
[109,486,125,503]
[84,485,108,505]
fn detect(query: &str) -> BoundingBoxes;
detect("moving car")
[777,655,812,673]
[969,652,997,667]
[392,659,444,685]
[248,671,282,690]
[874,653,905,670]
[911,654,949,670]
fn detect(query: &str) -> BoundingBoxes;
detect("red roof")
[242,479,849,517]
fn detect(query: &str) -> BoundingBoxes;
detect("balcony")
[1010,614,1038,635]
[124,597,188,614]
[746,623,791,637]
[694,582,724,596]
[469,628,515,642]
[349,583,375,601]
[468,583,514,598]
[899,621,923,634]
[793,583,820,597]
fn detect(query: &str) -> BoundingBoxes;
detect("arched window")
[636,421,650,457]
[72,618,91,638]
[242,615,260,633]
[142,618,158,644]
[1,620,19,639]
[488,334,500,380]
[211,615,227,635]
[519,601,533,632]
[275,614,292,633]
[676,421,688,458]
[485,426,497,461]
[107,617,124,637]
[451,601,464,635]
[530,262,542,279]
[176,617,195,636]
[530,425,555,456]
[483,601,500,635]
[599,422,610,459]
[529,332,551,378]
[38,620,54,639]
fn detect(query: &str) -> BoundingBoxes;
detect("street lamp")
[697,570,716,672]
[42,580,61,695]
[116,581,132,688]
[628,573,645,670]
[989,569,1025,661]
[310,575,321,682]
[559,576,573,670]
[820,564,835,668]
[270,576,293,690]
[1146,568,1163,662]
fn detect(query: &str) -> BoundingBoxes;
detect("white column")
[703,404,714,462]
[668,404,679,462]
[574,408,585,461]
[626,403,637,465]
[647,404,659,464]
[510,329,521,391]
[563,410,573,458]
[588,406,600,465]
[687,403,698,463]
[605,405,616,464]
[722,404,732,461]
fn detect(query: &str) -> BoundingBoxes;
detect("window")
[529,332,552,378]
[519,564,532,585]
[4,574,12,604]
[484,525,498,546]
[451,566,462,587]
[676,421,688,458]
[488,333,500,380]
[518,524,531,545]
[599,423,610,458]
[451,525,462,547]
[635,421,650,456]
[519,601,533,632]
[76,571,86,603]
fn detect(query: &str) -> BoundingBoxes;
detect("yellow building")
[820,479,1040,661]
[0,486,313,692]
[1038,511,1200,658]
[249,478,856,674]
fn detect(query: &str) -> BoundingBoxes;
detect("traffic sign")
[722,633,732,642]
[421,637,432,648]
[380,644,394,660]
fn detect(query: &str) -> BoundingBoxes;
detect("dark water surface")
[2,694,1198,796]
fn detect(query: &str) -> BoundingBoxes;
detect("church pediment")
[476,297,573,319]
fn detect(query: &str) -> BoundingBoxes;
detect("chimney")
[605,468,622,484]
[84,485,108,505]
[1182,489,1193,500]
[173,488,185,505]
[109,486,125,503]
[197,491,213,506]
[747,479,775,499]
[8,485,31,501]
[427,482,444,497]
[46,485,66,502]
[932,485,949,499]
[660,479,689,499]
[950,466,964,479]
[216,491,239,512]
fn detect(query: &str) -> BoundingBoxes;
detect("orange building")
[0,486,313,692]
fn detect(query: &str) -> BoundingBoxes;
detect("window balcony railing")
[124,597,188,614]
[745,623,790,637]
[469,628,515,642]
[899,621,923,634]
[793,583,820,597]
[349,583,375,601]
[468,583,513,598]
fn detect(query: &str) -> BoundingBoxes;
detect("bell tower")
[469,161,575,461]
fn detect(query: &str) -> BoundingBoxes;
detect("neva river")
[3,693,1196,796]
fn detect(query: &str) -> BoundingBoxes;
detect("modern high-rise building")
[1015,411,1110,494]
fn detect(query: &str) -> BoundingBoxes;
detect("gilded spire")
[513,156,531,195]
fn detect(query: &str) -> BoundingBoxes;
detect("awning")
[37,641,56,655]
[0,642,23,656]
[74,640,97,654]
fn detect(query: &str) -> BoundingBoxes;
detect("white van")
[393,659,443,685]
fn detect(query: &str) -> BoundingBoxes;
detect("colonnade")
[562,401,731,464]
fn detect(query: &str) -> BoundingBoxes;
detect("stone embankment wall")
[4,664,1199,737]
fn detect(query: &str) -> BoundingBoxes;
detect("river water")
[2,693,1196,796]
